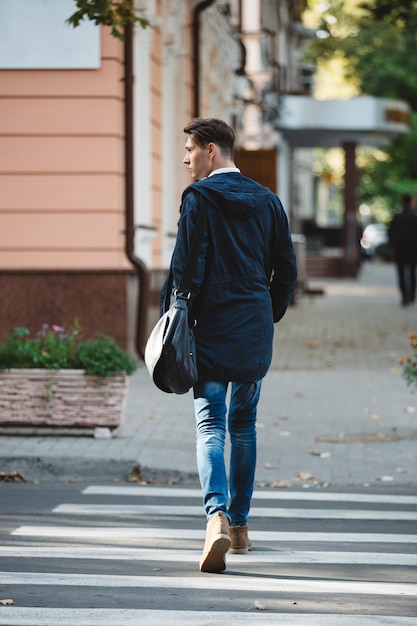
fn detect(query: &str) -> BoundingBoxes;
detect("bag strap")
[176,195,209,297]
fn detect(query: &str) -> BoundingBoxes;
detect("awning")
[276,95,411,147]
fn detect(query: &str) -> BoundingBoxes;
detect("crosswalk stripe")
[12,526,417,543]
[83,485,417,506]
[1,546,415,566]
[52,503,417,521]
[1,608,416,626]
[2,572,417,596]
[5,487,416,623]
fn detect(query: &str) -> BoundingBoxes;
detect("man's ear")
[207,142,216,159]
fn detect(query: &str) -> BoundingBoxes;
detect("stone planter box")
[0,369,128,429]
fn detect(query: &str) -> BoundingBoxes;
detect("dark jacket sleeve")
[160,189,208,316]
[269,205,298,323]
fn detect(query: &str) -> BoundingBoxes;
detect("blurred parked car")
[360,223,389,259]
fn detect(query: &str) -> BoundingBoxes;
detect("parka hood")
[185,173,272,220]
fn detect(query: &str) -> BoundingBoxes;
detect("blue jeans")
[193,380,262,526]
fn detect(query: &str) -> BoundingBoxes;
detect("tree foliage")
[304,0,417,213]
[358,113,417,201]
[365,0,417,29]
[67,0,149,39]
[305,1,417,105]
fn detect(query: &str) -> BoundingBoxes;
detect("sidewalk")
[1,261,416,488]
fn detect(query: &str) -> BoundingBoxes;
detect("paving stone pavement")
[1,261,416,488]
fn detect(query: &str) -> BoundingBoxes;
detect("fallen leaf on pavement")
[371,413,380,420]
[296,471,315,481]
[295,471,319,486]
[279,431,291,437]
[270,480,293,488]
[404,406,416,413]
[310,451,331,458]
[264,462,275,470]
[0,471,26,483]
[126,464,153,484]
[127,464,143,482]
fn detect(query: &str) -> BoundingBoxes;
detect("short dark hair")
[184,118,235,158]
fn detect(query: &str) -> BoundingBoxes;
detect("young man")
[162,118,297,573]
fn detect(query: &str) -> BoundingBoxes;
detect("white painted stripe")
[83,485,417,506]
[1,609,416,626]
[52,503,417,521]
[12,526,417,544]
[2,546,416,566]
[2,572,417,596]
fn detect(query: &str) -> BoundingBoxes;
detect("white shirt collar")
[209,167,240,177]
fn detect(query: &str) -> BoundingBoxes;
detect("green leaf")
[66,0,150,39]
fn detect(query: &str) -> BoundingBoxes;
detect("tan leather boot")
[199,512,231,573]
[229,524,252,554]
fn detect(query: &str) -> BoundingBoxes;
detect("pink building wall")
[0,28,131,346]
[0,28,127,271]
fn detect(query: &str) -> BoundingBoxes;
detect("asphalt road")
[1,481,417,625]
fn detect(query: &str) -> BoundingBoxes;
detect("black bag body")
[144,295,197,394]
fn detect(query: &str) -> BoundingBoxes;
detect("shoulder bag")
[144,196,208,394]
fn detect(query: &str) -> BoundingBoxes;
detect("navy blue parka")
[161,172,297,384]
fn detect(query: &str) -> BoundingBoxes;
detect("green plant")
[67,0,149,40]
[398,333,417,391]
[76,334,137,377]
[0,323,137,378]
